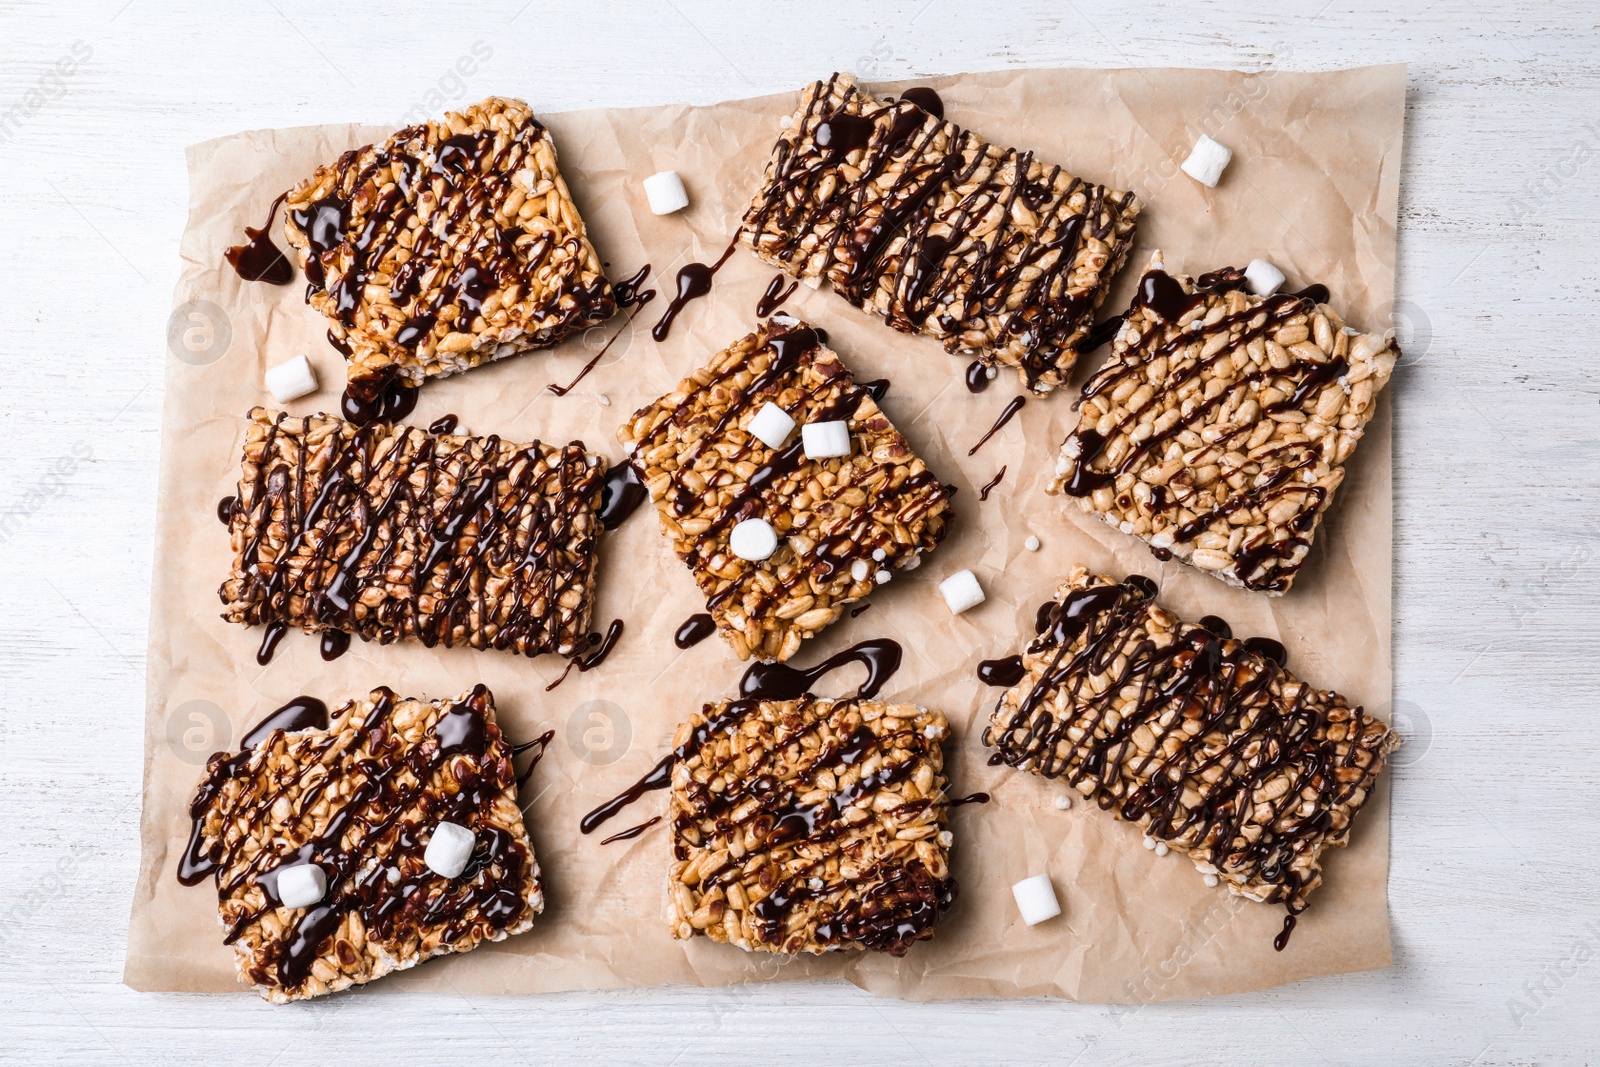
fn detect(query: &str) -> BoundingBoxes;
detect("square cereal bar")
[616,319,954,662]
[669,695,956,956]
[282,96,614,399]
[219,407,603,659]
[1050,254,1398,594]
[738,73,1140,395]
[182,685,542,1002]
[984,568,1399,920]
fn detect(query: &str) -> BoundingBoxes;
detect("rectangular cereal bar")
[984,568,1399,920]
[738,73,1140,395]
[282,96,614,400]
[1050,253,1398,594]
[617,318,954,662]
[182,685,542,1002]
[219,407,603,659]
[669,695,955,956]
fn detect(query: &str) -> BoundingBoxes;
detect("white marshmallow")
[276,863,327,908]
[729,517,778,561]
[1011,874,1061,926]
[424,821,477,879]
[801,420,851,459]
[1203,874,1220,887]
[1154,842,1170,857]
[1142,835,1157,850]
[1025,535,1041,552]
[850,559,870,582]
[1053,794,1072,811]
[1244,258,1286,297]
[872,548,887,562]
[747,402,796,449]
[875,568,892,584]
[1180,134,1233,188]
[264,354,318,403]
[642,170,689,215]
[939,569,985,614]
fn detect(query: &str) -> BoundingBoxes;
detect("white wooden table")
[2,1,1595,1063]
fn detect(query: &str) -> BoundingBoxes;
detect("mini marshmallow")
[851,559,871,582]
[729,517,778,561]
[424,821,477,879]
[264,354,318,403]
[1244,258,1286,297]
[1025,535,1041,552]
[1011,874,1062,926]
[1142,835,1157,850]
[1053,794,1072,811]
[276,863,327,908]
[1154,842,1170,857]
[1203,874,1220,888]
[747,402,796,449]
[1180,134,1232,188]
[872,547,887,562]
[596,394,611,407]
[801,419,851,459]
[642,170,689,215]
[939,569,985,614]
[875,568,892,584]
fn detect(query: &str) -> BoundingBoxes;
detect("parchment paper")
[126,64,1406,1002]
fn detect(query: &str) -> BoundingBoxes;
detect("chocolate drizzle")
[738,638,903,701]
[225,193,294,284]
[985,576,1387,946]
[978,465,1007,501]
[740,74,1138,389]
[340,371,420,427]
[550,266,657,397]
[178,685,534,991]
[968,396,1025,456]
[757,274,799,317]
[255,621,288,665]
[544,619,625,691]
[651,240,738,341]
[600,816,662,845]
[318,630,351,661]
[1060,269,1348,591]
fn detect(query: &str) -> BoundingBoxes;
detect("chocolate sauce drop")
[256,621,288,665]
[1294,283,1330,305]
[217,495,236,525]
[318,630,351,661]
[674,613,716,649]
[757,274,799,317]
[738,638,903,701]
[1243,636,1287,666]
[224,193,294,285]
[861,378,890,402]
[651,240,737,342]
[967,396,1026,456]
[965,359,992,393]
[948,791,990,808]
[1137,269,1202,323]
[341,376,420,427]
[428,414,459,435]
[977,654,1026,687]
[613,264,655,308]
[1197,615,1233,640]
[598,462,647,530]
[1079,312,1126,353]
[899,87,945,119]
[849,603,872,618]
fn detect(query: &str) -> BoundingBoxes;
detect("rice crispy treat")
[983,568,1399,926]
[181,685,542,1002]
[282,96,614,399]
[1050,254,1399,595]
[738,73,1140,396]
[669,695,956,956]
[616,319,955,662]
[219,407,603,658]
